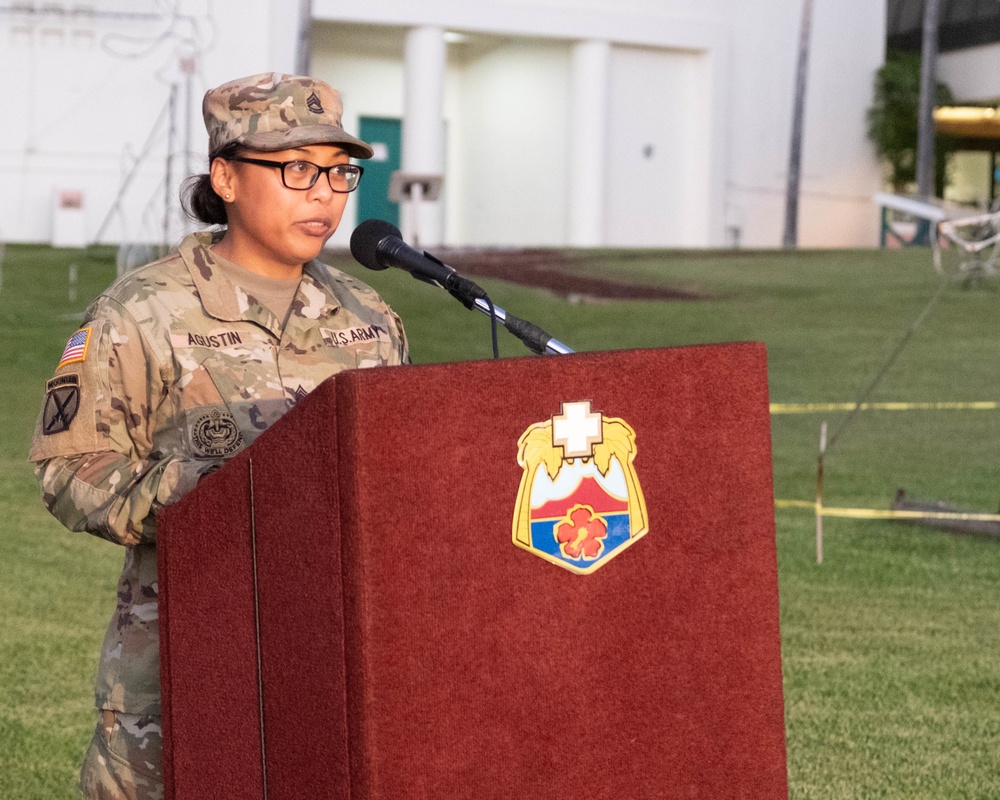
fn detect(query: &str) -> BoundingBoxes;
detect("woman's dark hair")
[181,141,247,226]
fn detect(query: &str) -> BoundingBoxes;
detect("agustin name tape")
[769,401,999,414]
[774,498,1000,522]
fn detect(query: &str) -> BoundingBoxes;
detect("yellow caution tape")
[774,499,816,510]
[775,499,1000,522]
[770,401,999,414]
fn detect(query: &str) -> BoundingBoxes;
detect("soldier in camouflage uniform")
[29,73,407,800]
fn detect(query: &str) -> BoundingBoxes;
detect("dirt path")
[438,249,703,301]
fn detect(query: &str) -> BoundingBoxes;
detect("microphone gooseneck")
[350,219,488,305]
[349,219,574,356]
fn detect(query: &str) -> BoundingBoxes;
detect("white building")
[0,0,887,250]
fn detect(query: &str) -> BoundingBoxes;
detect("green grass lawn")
[2,243,999,798]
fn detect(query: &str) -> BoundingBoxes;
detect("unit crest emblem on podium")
[512,400,649,575]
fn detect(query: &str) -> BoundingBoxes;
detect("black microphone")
[350,219,488,305]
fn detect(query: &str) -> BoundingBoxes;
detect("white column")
[266,0,302,73]
[568,39,611,247]
[402,25,446,247]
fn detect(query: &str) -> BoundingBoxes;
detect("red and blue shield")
[513,401,648,575]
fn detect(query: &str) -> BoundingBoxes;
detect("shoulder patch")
[42,373,81,435]
[57,327,92,369]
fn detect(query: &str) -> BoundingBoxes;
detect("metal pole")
[816,421,827,565]
[409,183,423,249]
[164,83,178,249]
[991,151,997,207]
[295,0,312,75]
[914,0,941,249]
[783,0,814,249]
[91,98,172,246]
[916,0,940,203]
[182,55,195,180]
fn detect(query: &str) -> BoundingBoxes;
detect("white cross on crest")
[551,400,604,459]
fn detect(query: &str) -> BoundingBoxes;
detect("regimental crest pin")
[512,400,649,575]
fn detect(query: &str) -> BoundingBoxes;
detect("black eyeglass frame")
[229,156,365,193]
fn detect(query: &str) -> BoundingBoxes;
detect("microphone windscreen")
[350,219,402,271]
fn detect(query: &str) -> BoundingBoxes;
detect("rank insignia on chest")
[512,400,649,575]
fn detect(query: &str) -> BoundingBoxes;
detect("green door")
[357,117,401,228]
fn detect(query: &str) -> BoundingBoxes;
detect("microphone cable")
[486,295,500,359]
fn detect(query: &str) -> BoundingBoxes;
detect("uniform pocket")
[353,341,388,368]
[176,354,249,458]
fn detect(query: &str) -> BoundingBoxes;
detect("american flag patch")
[58,328,91,368]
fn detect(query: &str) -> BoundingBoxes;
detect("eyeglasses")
[229,156,364,193]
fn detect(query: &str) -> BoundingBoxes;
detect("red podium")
[159,344,787,799]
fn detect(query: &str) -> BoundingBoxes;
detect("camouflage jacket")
[29,232,408,716]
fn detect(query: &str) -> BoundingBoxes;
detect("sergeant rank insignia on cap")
[512,400,649,575]
[306,91,324,115]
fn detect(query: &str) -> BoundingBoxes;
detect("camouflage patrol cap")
[203,72,374,159]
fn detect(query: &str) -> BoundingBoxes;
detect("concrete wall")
[313,29,573,248]
[723,0,885,248]
[315,0,885,248]
[314,0,731,247]
[1,0,887,249]
[0,0,299,246]
[939,43,1000,103]
[449,38,573,247]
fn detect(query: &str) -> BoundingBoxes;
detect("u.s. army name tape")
[774,498,1000,522]
[769,401,999,414]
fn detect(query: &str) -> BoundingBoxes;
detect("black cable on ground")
[824,277,951,455]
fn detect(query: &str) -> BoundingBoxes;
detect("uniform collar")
[179,232,341,337]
